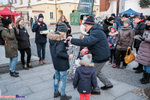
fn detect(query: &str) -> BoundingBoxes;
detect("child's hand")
[69,54,73,59]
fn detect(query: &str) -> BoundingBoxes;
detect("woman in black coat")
[15,18,32,69]
[103,17,114,37]
[55,15,72,47]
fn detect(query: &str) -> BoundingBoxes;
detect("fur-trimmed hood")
[48,31,64,41]
[79,54,94,67]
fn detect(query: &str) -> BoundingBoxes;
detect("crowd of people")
[0,12,150,100]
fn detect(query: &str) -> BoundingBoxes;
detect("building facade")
[99,0,150,18]
[6,0,100,24]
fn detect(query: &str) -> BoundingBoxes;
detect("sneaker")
[60,94,72,100]
[10,71,19,77]
[101,85,113,90]
[54,92,61,98]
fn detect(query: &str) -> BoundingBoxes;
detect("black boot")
[135,64,143,73]
[10,70,19,74]
[140,71,146,82]
[27,63,33,68]
[54,92,61,98]
[60,94,72,100]
[91,86,101,95]
[10,71,19,77]
[23,65,29,70]
[141,73,150,84]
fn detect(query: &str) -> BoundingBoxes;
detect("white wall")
[12,0,100,8]
[125,0,150,15]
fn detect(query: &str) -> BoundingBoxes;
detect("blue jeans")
[54,70,67,96]
[9,57,18,72]
[143,66,150,73]
[36,43,46,61]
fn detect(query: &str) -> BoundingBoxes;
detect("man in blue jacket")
[67,15,113,93]
[32,14,47,65]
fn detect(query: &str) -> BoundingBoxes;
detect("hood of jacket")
[121,26,132,30]
[48,31,64,45]
[79,65,94,75]
[0,26,8,32]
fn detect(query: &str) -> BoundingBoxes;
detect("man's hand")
[114,43,116,47]
[38,23,40,25]
[66,36,72,41]
[69,54,73,59]
[8,24,12,29]
[128,46,131,49]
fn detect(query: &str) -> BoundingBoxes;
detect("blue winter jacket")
[73,65,97,94]
[71,24,110,63]
[32,21,47,43]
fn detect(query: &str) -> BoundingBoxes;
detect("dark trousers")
[136,47,143,70]
[115,49,127,66]
[110,49,116,60]
[19,48,31,65]
[36,43,46,61]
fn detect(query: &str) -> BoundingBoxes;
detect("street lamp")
[7,0,13,22]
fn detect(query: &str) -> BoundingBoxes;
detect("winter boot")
[10,71,19,77]
[60,94,72,100]
[54,92,61,98]
[141,73,150,84]
[23,65,29,70]
[140,71,146,82]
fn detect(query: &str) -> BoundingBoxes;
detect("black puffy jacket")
[14,26,30,50]
[49,32,70,71]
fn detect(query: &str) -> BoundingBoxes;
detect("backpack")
[0,29,4,45]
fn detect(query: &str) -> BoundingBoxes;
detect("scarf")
[38,20,43,26]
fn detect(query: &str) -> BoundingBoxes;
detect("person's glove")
[139,37,145,41]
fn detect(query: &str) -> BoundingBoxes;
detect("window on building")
[20,0,23,4]
[15,0,17,3]
[37,0,41,1]
[50,12,54,19]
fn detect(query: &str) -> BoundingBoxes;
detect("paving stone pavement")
[0,64,148,100]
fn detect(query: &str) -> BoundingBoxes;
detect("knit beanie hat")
[84,15,95,25]
[38,13,44,19]
[79,54,94,67]
[111,13,115,17]
[1,18,12,27]
[122,14,129,18]
[108,17,114,21]
[57,23,68,32]
[146,16,150,21]
[124,19,130,25]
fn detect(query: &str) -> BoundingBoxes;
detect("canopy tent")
[0,7,21,23]
[118,8,140,16]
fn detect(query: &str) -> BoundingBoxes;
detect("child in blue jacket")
[73,54,97,100]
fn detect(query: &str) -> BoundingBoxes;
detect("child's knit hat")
[79,54,94,67]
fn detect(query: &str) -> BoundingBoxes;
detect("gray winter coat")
[135,29,150,66]
[115,26,135,51]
